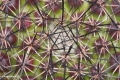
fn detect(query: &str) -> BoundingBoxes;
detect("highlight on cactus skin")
[0,0,120,80]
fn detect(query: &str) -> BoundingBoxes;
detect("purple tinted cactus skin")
[85,19,99,33]
[0,27,17,48]
[45,0,61,12]
[69,64,86,80]
[116,78,120,80]
[90,64,105,80]
[54,77,64,80]
[28,0,40,5]
[16,55,34,72]
[109,52,120,73]
[108,24,120,40]
[0,52,10,72]
[94,37,109,55]
[111,1,120,16]
[1,0,19,13]
[21,36,40,54]
[75,46,90,59]
[13,13,32,30]
[34,11,51,27]
[90,0,106,15]
[68,0,83,8]
[40,61,58,77]
[21,76,36,80]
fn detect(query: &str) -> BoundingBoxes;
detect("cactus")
[0,0,120,80]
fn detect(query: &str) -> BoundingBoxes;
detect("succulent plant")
[0,0,120,80]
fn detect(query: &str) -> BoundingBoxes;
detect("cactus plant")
[0,0,120,80]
